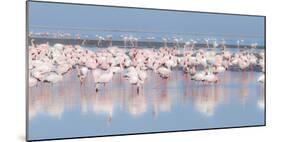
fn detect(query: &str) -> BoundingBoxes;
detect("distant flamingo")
[96,35,105,47]
[162,38,168,48]
[257,74,264,83]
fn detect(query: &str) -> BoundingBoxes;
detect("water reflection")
[257,84,265,110]
[29,70,264,121]
[192,85,220,117]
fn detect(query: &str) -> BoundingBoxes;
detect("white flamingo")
[92,68,114,92]
[29,75,38,87]
[157,66,171,79]
[77,66,89,85]
[257,74,264,83]
[43,72,63,84]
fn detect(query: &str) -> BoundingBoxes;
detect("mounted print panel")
[27,1,265,141]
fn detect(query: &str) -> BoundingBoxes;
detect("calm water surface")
[28,69,265,140]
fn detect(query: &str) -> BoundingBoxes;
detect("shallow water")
[28,69,265,140]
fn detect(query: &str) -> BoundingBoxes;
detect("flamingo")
[106,35,113,46]
[128,36,135,47]
[134,37,139,47]
[124,65,147,93]
[184,65,196,76]
[205,38,210,49]
[29,75,38,87]
[191,71,205,81]
[122,35,128,48]
[55,63,72,75]
[237,39,244,51]
[165,56,177,69]
[184,41,191,52]
[43,72,63,84]
[251,43,258,50]
[204,71,219,83]
[135,67,147,93]
[190,39,197,50]
[213,40,218,50]
[221,39,226,51]
[96,35,105,47]
[92,68,114,92]
[162,38,168,48]
[238,57,249,71]
[157,66,171,79]
[77,66,89,85]
[173,37,179,48]
[212,65,226,74]
[257,74,265,83]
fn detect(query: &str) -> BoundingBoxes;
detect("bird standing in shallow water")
[257,74,264,83]
[77,66,89,85]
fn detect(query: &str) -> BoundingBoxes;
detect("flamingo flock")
[29,38,265,93]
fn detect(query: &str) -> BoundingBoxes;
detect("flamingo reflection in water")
[29,71,263,122]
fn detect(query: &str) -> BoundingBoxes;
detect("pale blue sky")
[28,1,265,45]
